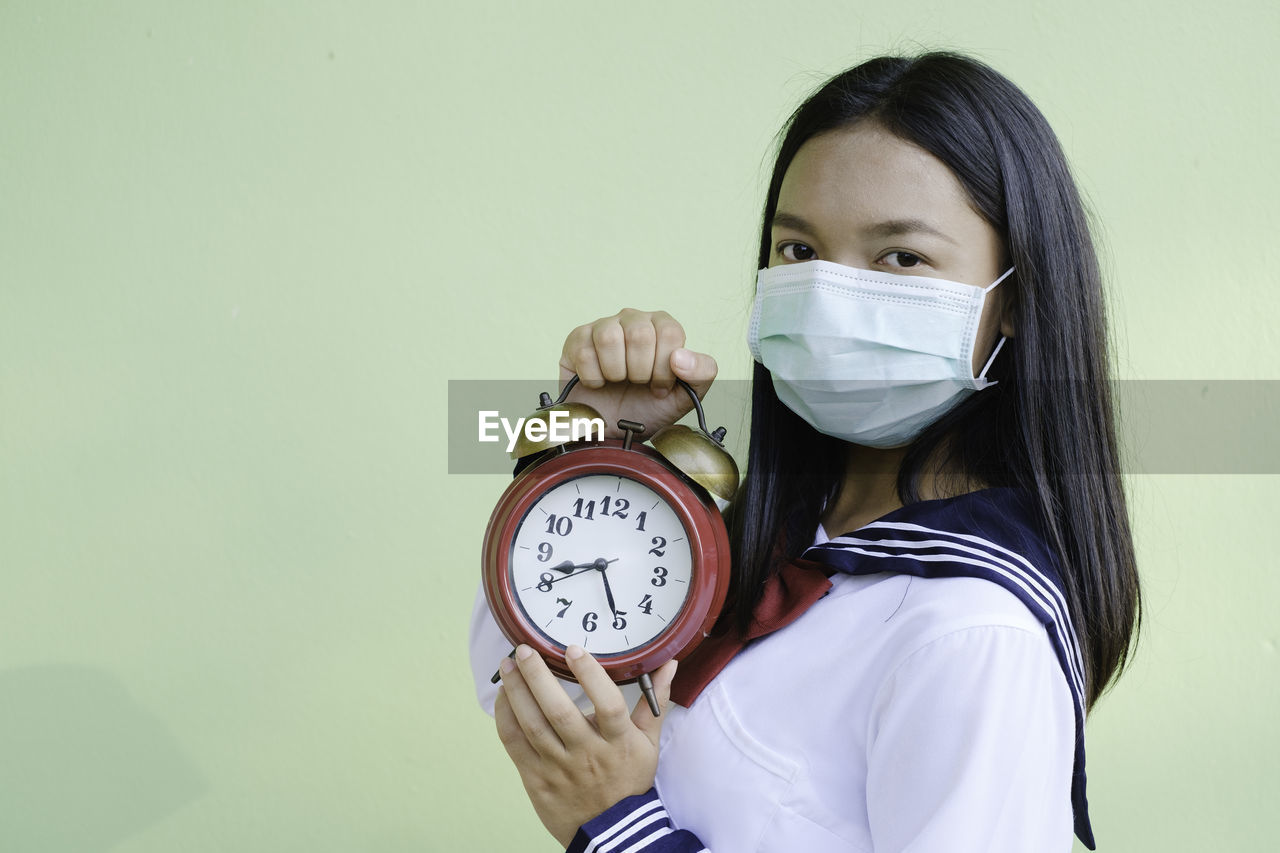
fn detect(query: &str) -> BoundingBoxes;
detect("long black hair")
[726,52,1141,709]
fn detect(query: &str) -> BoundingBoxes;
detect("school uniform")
[470,487,1092,852]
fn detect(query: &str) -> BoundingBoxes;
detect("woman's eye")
[880,251,923,268]
[779,242,817,262]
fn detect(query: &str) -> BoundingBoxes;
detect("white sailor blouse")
[469,487,1092,852]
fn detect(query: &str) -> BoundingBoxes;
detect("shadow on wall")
[0,665,205,850]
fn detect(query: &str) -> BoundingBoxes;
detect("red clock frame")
[482,440,731,683]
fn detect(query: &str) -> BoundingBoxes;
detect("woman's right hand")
[559,308,718,440]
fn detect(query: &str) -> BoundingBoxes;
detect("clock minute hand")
[599,567,619,618]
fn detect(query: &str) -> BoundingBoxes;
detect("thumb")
[632,658,679,743]
[668,349,717,401]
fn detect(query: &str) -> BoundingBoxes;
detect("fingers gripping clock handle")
[554,374,725,446]
[639,672,660,717]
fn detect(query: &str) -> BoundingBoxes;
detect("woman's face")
[769,121,1012,375]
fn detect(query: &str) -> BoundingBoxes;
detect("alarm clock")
[481,377,737,716]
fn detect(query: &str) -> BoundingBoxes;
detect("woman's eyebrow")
[864,218,957,245]
[770,211,818,235]
[772,212,957,245]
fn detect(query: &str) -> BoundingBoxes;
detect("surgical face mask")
[747,259,1013,448]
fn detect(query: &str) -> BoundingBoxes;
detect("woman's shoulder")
[831,570,1046,630]
[816,486,1065,601]
[871,486,1058,571]
[822,569,1050,679]
[813,487,1066,662]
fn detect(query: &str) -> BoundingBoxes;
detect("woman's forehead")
[776,124,978,235]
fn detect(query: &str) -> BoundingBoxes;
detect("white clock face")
[508,473,694,655]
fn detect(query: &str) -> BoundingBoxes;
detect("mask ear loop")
[977,336,1007,382]
[977,267,1015,383]
[984,266,1015,292]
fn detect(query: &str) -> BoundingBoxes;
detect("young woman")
[470,51,1141,852]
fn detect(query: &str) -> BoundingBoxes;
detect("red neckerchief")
[669,558,833,707]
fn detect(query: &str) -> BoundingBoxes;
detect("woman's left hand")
[494,643,678,847]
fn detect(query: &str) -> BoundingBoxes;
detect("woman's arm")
[564,789,709,853]
[475,626,710,851]
[493,644,697,847]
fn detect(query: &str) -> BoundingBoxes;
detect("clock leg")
[639,672,661,717]
[490,647,517,684]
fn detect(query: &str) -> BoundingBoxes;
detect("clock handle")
[638,672,661,717]
[543,375,580,408]
[674,378,727,446]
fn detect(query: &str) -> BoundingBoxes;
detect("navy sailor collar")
[800,487,1096,850]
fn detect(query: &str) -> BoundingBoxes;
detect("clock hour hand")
[548,565,598,584]
[543,559,618,587]
[550,557,618,574]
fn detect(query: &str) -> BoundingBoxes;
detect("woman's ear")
[999,309,1016,338]
[999,281,1016,338]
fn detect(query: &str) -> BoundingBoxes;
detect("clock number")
[651,566,668,587]
[582,612,598,632]
[597,496,631,520]
[637,594,654,615]
[649,536,667,557]
[611,611,628,630]
[635,511,647,531]
[544,514,573,536]
[537,542,553,562]
[571,498,596,520]
[537,572,555,593]
[555,597,572,618]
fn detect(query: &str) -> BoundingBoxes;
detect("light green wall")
[2,2,1275,850]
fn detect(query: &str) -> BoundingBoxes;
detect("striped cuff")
[565,788,688,853]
